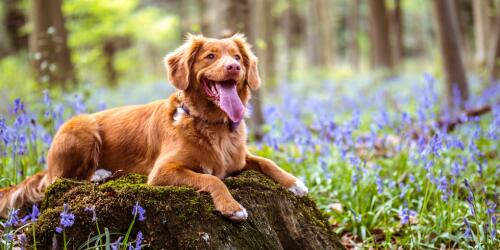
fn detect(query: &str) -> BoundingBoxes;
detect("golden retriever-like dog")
[0,34,308,221]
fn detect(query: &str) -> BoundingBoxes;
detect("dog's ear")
[231,34,261,90]
[164,34,205,90]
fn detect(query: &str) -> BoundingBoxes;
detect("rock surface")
[31,170,344,249]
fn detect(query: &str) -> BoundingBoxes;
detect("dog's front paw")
[216,200,248,222]
[288,179,309,197]
[228,206,248,222]
[90,169,113,182]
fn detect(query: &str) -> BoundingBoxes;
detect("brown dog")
[0,34,308,221]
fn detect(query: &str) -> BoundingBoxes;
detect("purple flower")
[13,98,25,113]
[464,217,472,238]
[437,175,449,201]
[85,206,97,222]
[399,202,417,225]
[43,89,52,107]
[464,179,476,216]
[111,236,123,250]
[375,175,383,195]
[56,203,75,234]
[4,232,14,243]
[487,199,497,238]
[21,204,40,223]
[133,231,143,250]
[132,202,146,221]
[1,208,20,227]
[18,233,27,248]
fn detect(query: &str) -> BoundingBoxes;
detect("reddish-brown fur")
[0,34,303,220]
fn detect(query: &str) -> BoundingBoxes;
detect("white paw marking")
[229,206,248,221]
[90,169,112,182]
[288,179,309,197]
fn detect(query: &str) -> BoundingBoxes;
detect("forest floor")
[0,72,499,249]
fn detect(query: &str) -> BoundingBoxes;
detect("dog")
[0,34,308,221]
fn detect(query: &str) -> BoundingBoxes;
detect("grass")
[0,72,499,249]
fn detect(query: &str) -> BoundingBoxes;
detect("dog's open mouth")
[202,78,245,123]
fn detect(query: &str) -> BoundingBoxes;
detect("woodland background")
[0,0,499,249]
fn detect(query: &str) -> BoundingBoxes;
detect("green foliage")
[63,0,179,84]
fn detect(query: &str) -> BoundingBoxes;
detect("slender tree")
[3,0,28,52]
[197,0,213,36]
[487,4,500,80]
[391,0,404,65]
[306,0,334,67]
[220,0,265,139]
[368,0,393,69]
[347,0,360,69]
[432,0,469,109]
[30,0,76,86]
[472,0,490,66]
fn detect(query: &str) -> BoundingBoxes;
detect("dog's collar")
[178,103,240,132]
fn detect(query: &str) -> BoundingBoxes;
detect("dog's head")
[165,34,261,123]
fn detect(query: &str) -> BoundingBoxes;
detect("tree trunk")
[487,4,500,80]
[472,0,490,66]
[31,171,344,249]
[281,1,304,80]
[3,0,28,52]
[391,0,404,65]
[368,0,393,70]
[432,0,469,109]
[197,0,213,36]
[30,0,76,86]
[306,0,334,68]
[219,0,265,140]
[347,0,360,69]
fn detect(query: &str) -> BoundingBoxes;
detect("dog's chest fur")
[172,108,247,178]
[202,127,246,178]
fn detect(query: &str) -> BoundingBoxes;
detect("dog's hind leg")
[47,114,102,183]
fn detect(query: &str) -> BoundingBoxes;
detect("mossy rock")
[30,170,344,249]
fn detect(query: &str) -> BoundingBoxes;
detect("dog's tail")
[0,170,48,218]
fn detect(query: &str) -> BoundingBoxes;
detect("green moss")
[41,178,80,210]
[31,170,343,249]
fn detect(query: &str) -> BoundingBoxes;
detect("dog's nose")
[226,63,241,75]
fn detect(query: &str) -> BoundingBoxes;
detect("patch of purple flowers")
[55,203,75,234]
[132,202,146,221]
[21,204,40,223]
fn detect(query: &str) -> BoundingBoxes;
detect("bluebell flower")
[111,236,123,250]
[486,199,497,238]
[55,203,75,234]
[437,174,449,201]
[21,204,40,223]
[399,202,417,225]
[132,231,143,250]
[85,206,97,222]
[132,202,146,221]
[464,179,476,216]
[43,89,52,107]
[375,175,383,195]
[464,217,472,238]
[4,232,14,243]
[18,233,27,248]
[13,98,25,113]
[1,208,20,227]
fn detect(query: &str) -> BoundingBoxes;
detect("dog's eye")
[234,55,241,61]
[206,53,215,59]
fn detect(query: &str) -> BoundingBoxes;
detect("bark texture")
[432,0,470,108]
[30,171,343,249]
[368,0,393,69]
[30,0,75,86]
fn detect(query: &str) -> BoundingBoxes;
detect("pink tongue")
[215,82,245,123]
